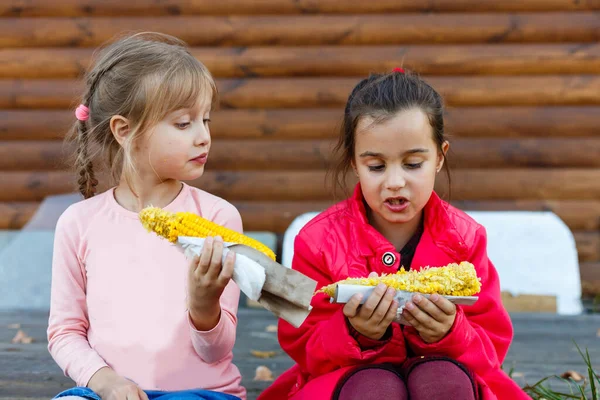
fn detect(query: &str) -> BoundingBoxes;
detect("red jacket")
[258,185,530,400]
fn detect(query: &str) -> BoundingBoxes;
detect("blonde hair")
[68,32,217,198]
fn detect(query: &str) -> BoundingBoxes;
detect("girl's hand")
[188,236,235,331]
[402,293,456,343]
[88,367,148,400]
[343,280,399,341]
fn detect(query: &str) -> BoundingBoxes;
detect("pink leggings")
[333,359,477,400]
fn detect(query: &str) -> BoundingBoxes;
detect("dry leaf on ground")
[560,370,584,381]
[265,325,278,333]
[597,328,600,338]
[7,323,21,329]
[251,350,278,359]
[254,366,274,381]
[511,372,524,378]
[11,330,34,344]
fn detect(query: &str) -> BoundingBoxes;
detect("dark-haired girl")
[258,70,529,400]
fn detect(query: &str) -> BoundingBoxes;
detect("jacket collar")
[347,183,467,259]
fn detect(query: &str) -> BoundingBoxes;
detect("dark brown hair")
[67,32,217,198]
[330,70,450,197]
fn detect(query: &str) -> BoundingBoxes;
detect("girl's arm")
[187,201,241,364]
[278,232,407,378]
[47,209,109,387]
[403,226,513,375]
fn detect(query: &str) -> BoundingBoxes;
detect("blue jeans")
[54,387,241,400]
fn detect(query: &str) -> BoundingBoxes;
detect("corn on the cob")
[317,262,481,297]
[139,206,276,260]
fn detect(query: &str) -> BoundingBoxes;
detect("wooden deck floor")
[1,309,599,399]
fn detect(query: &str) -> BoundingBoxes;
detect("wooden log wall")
[0,0,599,295]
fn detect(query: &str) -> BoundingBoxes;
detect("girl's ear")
[110,115,131,146]
[437,140,450,173]
[351,159,359,177]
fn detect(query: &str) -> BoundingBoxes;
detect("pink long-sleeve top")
[47,183,246,399]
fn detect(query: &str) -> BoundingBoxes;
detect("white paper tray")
[332,284,478,306]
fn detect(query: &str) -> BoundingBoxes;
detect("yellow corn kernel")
[139,206,276,260]
[317,262,481,297]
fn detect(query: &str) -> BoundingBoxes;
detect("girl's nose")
[385,169,406,190]
[194,123,210,146]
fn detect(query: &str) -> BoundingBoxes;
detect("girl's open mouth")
[385,197,409,212]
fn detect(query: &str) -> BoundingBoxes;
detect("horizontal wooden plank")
[0,141,70,170]
[2,14,599,48]
[197,137,600,169]
[444,169,600,201]
[2,199,599,233]
[0,80,81,109]
[219,75,600,108]
[1,0,598,17]
[3,107,600,140]
[2,44,600,78]
[580,262,600,296]
[0,110,73,140]
[3,138,600,171]
[3,168,600,202]
[2,76,600,109]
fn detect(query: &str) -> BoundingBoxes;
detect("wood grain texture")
[3,169,600,202]
[2,0,598,17]
[3,76,599,107]
[2,138,600,170]
[2,44,600,78]
[3,107,600,140]
[2,14,600,48]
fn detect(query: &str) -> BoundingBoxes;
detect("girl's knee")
[335,366,408,400]
[407,360,476,400]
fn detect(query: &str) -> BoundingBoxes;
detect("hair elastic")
[75,104,90,121]
[393,67,405,73]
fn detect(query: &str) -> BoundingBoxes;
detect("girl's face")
[352,108,448,226]
[137,94,212,182]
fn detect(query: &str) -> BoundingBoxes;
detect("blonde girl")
[48,32,245,400]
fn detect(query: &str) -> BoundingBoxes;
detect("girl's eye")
[405,162,423,169]
[175,122,191,129]
[368,165,385,172]
[203,118,211,124]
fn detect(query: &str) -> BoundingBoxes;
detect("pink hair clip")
[393,67,405,73]
[75,104,90,121]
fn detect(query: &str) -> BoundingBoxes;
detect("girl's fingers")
[358,284,387,320]
[430,294,457,316]
[380,300,399,327]
[411,294,447,323]
[125,392,141,400]
[188,255,200,276]
[368,272,378,278]
[342,293,363,318]
[371,287,396,325]
[218,251,235,285]
[197,237,214,275]
[206,236,224,279]
[138,387,149,400]
[401,309,420,329]
[404,300,436,328]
